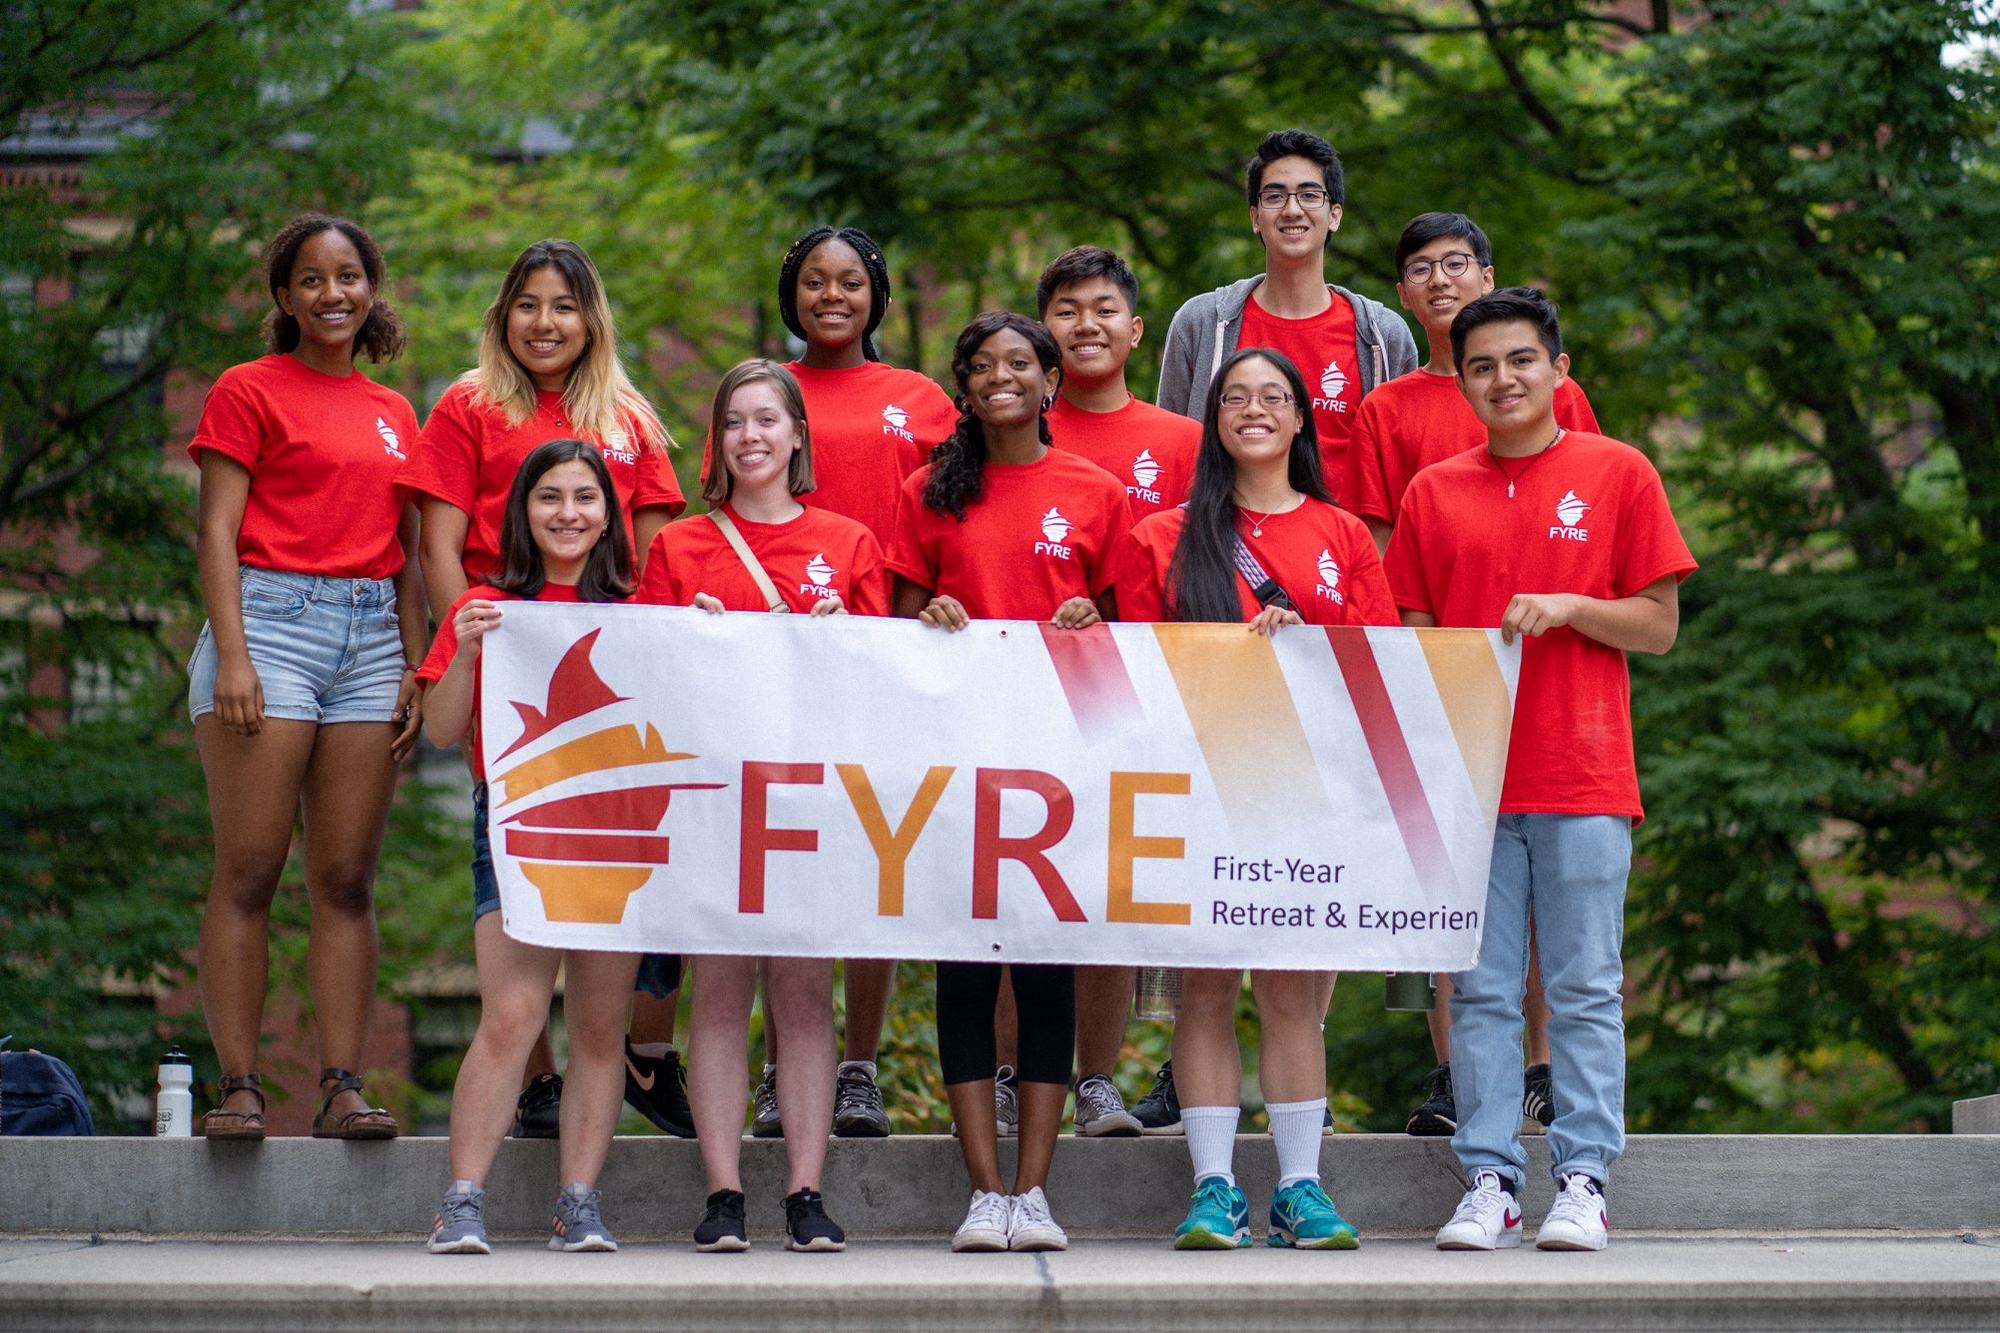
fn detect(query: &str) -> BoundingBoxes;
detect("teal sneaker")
[1173,1175,1251,1249]
[1268,1179,1359,1250]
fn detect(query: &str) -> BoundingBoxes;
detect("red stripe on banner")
[1037,623,1144,739]
[1324,628,1456,895]
[504,829,673,864]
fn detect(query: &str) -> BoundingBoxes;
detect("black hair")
[922,312,1061,521]
[490,439,634,602]
[1450,286,1563,370]
[1394,212,1493,276]
[1034,245,1139,318]
[1165,348,1331,623]
[778,226,891,362]
[1245,129,1345,209]
[261,212,406,363]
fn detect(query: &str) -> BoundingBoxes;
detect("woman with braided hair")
[746,226,958,1142]
[888,310,1133,1252]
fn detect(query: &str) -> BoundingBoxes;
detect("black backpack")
[0,1035,97,1136]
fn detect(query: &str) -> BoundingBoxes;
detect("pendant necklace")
[1489,427,1564,498]
[1242,508,1274,538]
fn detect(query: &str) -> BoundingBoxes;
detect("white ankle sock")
[838,1059,877,1079]
[629,1041,673,1059]
[449,1178,479,1195]
[1268,1098,1326,1187]
[1182,1105,1240,1186]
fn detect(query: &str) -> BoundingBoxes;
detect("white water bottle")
[155,1047,193,1137]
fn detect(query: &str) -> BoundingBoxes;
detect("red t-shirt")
[415,581,587,780]
[781,361,957,545]
[1237,292,1364,494]
[187,354,418,580]
[1347,369,1600,526]
[400,379,685,586]
[1383,432,1697,820]
[1115,499,1397,627]
[889,450,1133,620]
[636,504,888,616]
[1047,394,1201,520]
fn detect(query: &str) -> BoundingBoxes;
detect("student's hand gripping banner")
[481,604,1519,971]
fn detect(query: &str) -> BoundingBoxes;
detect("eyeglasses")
[1255,187,1330,212]
[1219,390,1295,411]
[1400,251,1480,283]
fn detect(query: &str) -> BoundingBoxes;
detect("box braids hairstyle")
[778,225,891,363]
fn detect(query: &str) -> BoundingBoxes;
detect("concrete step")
[5,1133,1999,1240]
[4,1236,1998,1331]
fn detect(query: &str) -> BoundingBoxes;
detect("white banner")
[481,603,1518,971]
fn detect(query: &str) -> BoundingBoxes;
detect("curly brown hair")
[259,212,407,364]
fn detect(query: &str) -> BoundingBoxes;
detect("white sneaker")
[994,1064,1019,1138]
[951,1189,1012,1252]
[1072,1075,1141,1137]
[1535,1172,1609,1251]
[1008,1186,1068,1252]
[1434,1170,1524,1250]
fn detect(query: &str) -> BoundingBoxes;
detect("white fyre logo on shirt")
[881,403,914,443]
[602,425,638,465]
[375,417,405,460]
[800,552,838,598]
[1313,358,1350,412]
[1551,489,1591,542]
[1131,449,1161,488]
[1035,506,1075,560]
[1315,548,1345,605]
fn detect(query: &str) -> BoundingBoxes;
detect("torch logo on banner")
[488,630,724,924]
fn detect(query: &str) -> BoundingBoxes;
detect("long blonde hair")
[461,239,671,455]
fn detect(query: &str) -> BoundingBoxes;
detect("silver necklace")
[1489,427,1564,499]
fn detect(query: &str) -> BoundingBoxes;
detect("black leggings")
[935,961,1075,1086]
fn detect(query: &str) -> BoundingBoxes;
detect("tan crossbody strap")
[706,509,790,614]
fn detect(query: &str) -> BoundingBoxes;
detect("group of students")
[183,126,1694,1260]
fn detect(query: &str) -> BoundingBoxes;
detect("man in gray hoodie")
[1158,129,1418,492]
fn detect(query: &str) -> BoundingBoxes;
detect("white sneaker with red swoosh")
[1536,1172,1610,1251]
[1435,1170,1524,1250]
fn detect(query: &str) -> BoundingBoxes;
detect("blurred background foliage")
[2,0,1995,1133]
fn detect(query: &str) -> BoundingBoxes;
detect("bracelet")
[403,662,422,673]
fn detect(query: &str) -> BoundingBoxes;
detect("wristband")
[403,662,422,673]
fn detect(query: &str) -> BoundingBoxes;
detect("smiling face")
[1041,276,1142,386]
[1215,353,1304,473]
[1456,319,1570,437]
[1249,153,1342,264]
[275,228,372,360]
[964,327,1055,428]
[1396,234,1495,341]
[721,379,804,492]
[526,458,609,578]
[507,264,589,393]
[794,238,873,354]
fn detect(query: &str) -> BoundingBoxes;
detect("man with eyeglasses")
[1158,128,1417,490]
[1346,213,1600,555]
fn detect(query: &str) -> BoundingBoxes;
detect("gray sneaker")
[995,1064,1019,1138]
[549,1185,618,1252]
[1072,1074,1141,1137]
[751,1066,783,1138]
[428,1186,490,1255]
[832,1062,891,1138]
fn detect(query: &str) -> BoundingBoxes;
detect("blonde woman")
[399,238,688,1139]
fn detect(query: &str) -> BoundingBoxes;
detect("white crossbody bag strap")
[706,510,790,614]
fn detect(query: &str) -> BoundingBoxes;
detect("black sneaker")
[623,1039,695,1138]
[751,1067,783,1139]
[1131,1060,1182,1135]
[832,1062,891,1138]
[693,1188,748,1252]
[1405,1061,1456,1137]
[513,1072,562,1139]
[783,1188,847,1252]
[1522,1062,1554,1134]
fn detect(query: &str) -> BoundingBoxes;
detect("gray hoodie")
[1155,275,1419,419]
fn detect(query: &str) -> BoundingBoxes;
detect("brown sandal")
[311,1067,400,1140]
[202,1073,267,1141]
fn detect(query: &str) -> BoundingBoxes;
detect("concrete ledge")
[5,1134,1999,1240]
[4,1237,1999,1332]
[1953,1093,2000,1134]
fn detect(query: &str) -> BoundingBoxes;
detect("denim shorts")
[188,566,403,725]
[471,782,683,997]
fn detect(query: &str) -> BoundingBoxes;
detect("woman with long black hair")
[889,311,1133,1252]
[1115,347,1395,1251]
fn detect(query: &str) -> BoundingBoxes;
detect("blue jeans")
[1450,812,1631,1188]
[188,566,402,724]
